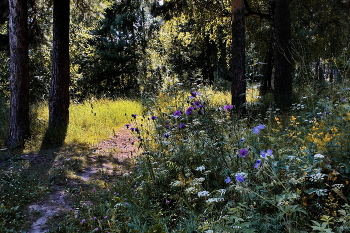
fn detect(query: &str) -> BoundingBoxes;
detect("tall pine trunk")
[43,0,70,147]
[272,0,292,108]
[231,0,246,112]
[8,0,30,149]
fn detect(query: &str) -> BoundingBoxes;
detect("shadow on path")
[25,126,140,233]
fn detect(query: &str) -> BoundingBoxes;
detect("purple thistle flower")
[179,123,186,128]
[186,107,194,115]
[238,149,249,157]
[223,105,234,110]
[174,110,183,118]
[235,174,245,182]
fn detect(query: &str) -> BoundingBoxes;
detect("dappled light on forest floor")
[22,126,141,233]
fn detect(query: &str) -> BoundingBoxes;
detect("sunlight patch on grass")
[66,99,142,146]
[28,99,142,150]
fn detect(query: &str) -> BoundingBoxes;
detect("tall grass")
[27,98,143,150]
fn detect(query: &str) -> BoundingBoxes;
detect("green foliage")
[56,82,350,232]
[75,0,144,100]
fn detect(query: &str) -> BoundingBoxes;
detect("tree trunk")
[272,0,292,109]
[8,0,30,149]
[231,0,246,112]
[43,0,70,147]
[260,43,273,96]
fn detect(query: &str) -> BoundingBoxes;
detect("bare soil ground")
[25,126,139,233]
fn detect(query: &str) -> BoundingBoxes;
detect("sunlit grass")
[27,99,143,150]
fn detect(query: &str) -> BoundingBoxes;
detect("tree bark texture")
[231,0,246,112]
[272,0,292,108]
[8,0,30,149]
[46,0,70,145]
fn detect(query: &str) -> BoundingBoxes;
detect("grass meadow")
[1,82,350,232]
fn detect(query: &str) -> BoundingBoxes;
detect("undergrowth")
[52,83,350,232]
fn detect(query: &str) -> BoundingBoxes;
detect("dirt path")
[26,126,139,233]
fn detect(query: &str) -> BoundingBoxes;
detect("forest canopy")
[0,0,349,102]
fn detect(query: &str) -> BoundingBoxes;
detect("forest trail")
[25,126,139,233]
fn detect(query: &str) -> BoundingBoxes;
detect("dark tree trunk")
[272,0,292,109]
[8,0,30,149]
[43,0,70,147]
[231,0,246,112]
[260,43,273,96]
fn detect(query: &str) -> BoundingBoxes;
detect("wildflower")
[151,115,158,120]
[253,124,265,134]
[80,219,86,224]
[171,180,184,187]
[198,191,210,197]
[191,91,199,97]
[163,132,170,138]
[185,187,197,194]
[235,174,245,182]
[195,165,206,171]
[309,173,326,182]
[125,124,130,129]
[93,228,99,231]
[165,200,170,204]
[266,149,273,156]
[206,198,224,203]
[254,159,261,168]
[223,105,234,110]
[173,110,183,118]
[225,176,231,184]
[240,138,245,141]
[179,123,186,128]
[186,107,194,115]
[260,149,273,158]
[193,100,203,108]
[332,184,344,189]
[131,114,137,118]
[314,153,324,158]
[238,149,249,157]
